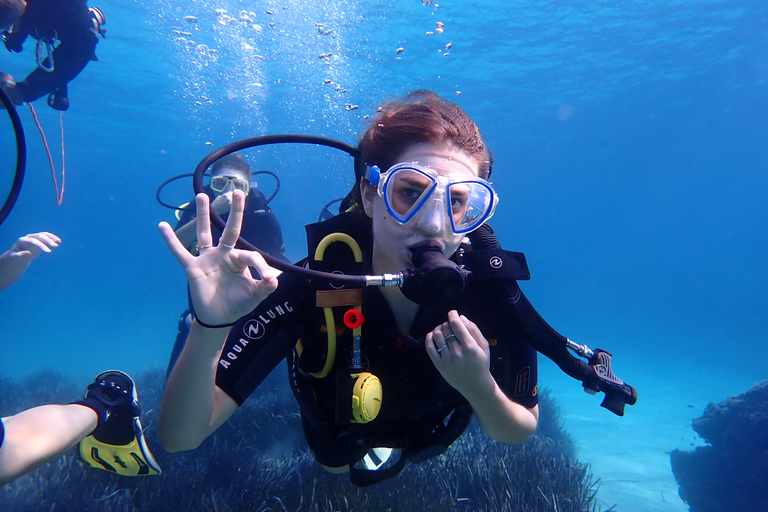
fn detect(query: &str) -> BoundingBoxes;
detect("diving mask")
[210,175,250,195]
[365,162,498,235]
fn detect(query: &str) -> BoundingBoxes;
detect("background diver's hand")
[425,310,496,401]
[0,232,62,291]
[159,190,278,327]
[210,191,234,216]
[7,232,61,260]
[0,76,24,108]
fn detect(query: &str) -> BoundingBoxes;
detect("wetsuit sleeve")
[214,270,314,405]
[462,282,539,408]
[465,225,593,384]
[506,282,593,382]
[491,330,539,409]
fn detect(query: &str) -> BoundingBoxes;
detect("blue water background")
[1,0,766,509]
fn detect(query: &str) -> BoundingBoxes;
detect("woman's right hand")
[159,190,278,327]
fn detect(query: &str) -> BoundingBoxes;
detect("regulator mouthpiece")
[400,246,467,309]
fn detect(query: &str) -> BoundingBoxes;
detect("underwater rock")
[670,380,768,512]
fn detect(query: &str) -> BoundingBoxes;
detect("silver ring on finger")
[437,344,449,353]
[196,244,212,252]
[220,239,236,249]
[445,334,459,344]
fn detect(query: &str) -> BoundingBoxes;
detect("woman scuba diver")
[157,90,632,486]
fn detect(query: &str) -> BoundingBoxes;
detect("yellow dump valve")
[351,372,382,423]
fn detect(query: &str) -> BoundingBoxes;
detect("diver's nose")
[414,196,444,235]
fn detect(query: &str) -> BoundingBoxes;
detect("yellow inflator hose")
[311,233,363,378]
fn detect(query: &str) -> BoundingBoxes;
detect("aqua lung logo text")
[219,302,293,369]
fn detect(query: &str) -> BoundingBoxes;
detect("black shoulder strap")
[463,246,530,282]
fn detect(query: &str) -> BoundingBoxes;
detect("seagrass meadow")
[0,369,610,511]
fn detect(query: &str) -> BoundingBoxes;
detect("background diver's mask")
[210,175,250,195]
[364,163,498,235]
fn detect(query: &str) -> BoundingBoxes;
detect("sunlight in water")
[157,0,364,141]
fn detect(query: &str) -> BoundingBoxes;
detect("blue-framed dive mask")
[364,162,498,234]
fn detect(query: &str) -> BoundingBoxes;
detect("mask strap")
[364,165,381,186]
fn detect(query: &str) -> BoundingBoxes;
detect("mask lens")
[377,163,497,233]
[447,180,495,233]
[210,176,228,192]
[383,167,436,223]
[230,178,250,193]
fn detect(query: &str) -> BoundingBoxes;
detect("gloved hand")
[2,31,24,53]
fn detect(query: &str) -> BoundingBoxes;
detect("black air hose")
[0,84,26,227]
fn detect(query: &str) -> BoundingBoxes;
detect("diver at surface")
[0,233,160,485]
[167,152,288,378]
[0,0,105,111]
[157,90,633,486]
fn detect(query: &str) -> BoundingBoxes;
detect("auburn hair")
[340,90,492,212]
[357,90,492,180]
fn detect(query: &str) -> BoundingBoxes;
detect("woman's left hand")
[425,310,495,400]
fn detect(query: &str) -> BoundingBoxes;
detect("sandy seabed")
[539,354,762,512]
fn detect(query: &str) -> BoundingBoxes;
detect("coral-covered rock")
[670,381,768,512]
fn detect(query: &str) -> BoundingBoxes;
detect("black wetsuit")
[213,213,539,479]
[2,0,98,110]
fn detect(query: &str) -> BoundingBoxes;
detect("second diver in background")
[0,0,105,110]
